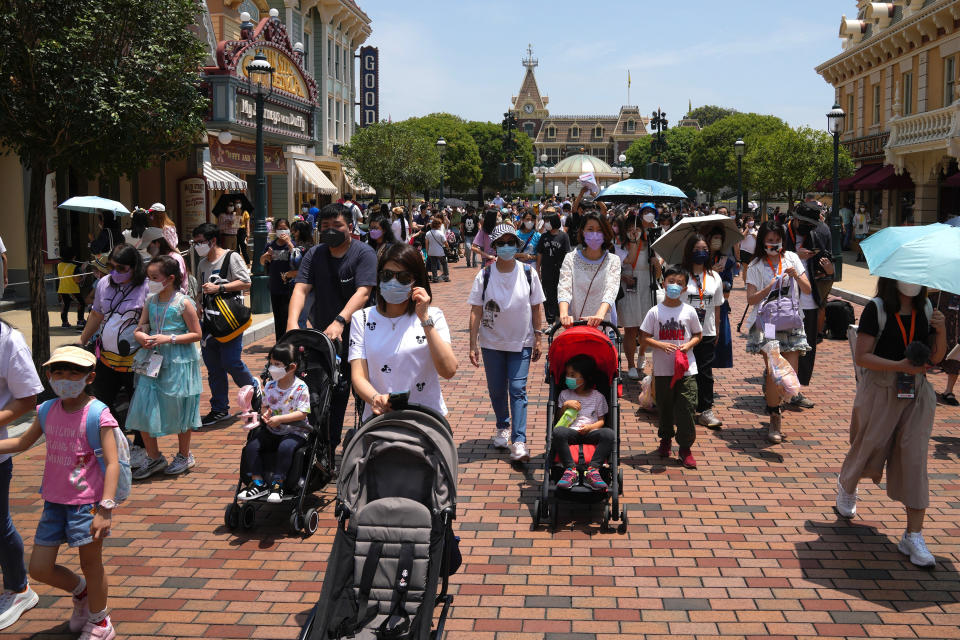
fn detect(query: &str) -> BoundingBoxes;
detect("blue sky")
[359,0,849,130]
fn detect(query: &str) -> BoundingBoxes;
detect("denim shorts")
[35,501,101,548]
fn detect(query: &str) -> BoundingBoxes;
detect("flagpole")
[627,70,631,105]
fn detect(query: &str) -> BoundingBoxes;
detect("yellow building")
[816,0,960,227]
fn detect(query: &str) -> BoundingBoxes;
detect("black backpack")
[824,299,855,340]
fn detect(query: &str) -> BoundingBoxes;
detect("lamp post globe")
[827,103,846,280]
[246,49,275,314]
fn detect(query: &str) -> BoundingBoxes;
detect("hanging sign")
[359,46,379,127]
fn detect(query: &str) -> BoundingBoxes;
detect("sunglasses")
[492,239,518,248]
[380,269,415,285]
[108,263,130,273]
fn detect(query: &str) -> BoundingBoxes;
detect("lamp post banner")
[360,46,379,127]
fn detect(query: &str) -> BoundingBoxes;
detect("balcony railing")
[886,101,960,150]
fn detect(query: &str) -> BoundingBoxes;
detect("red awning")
[839,164,882,190]
[943,172,960,188]
[855,165,914,190]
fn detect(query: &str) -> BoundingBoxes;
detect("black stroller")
[299,403,458,640]
[532,321,627,533]
[223,329,337,536]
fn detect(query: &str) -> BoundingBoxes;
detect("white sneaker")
[0,585,38,631]
[898,531,936,567]
[492,429,510,449]
[509,441,530,463]
[128,443,147,469]
[627,367,640,381]
[835,477,857,518]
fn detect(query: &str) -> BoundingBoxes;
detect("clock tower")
[511,45,549,140]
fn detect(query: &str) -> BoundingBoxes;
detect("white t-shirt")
[467,263,546,352]
[348,306,451,420]
[740,229,757,253]
[0,323,45,463]
[425,229,447,257]
[684,270,725,337]
[639,302,702,378]
[557,388,608,431]
[745,251,806,327]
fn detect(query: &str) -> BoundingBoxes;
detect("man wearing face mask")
[288,204,377,451]
[191,223,255,426]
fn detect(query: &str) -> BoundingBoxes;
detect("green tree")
[624,126,700,195]
[0,0,209,367]
[688,112,787,200]
[401,113,482,194]
[686,105,738,128]
[464,121,536,200]
[340,121,441,202]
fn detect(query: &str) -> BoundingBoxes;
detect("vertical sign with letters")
[359,46,379,127]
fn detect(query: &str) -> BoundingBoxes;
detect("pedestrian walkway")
[4,261,959,640]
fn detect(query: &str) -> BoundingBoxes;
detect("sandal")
[939,392,959,407]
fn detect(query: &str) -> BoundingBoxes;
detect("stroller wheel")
[549,503,559,533]
[303,508,320,536]
[224,503,240,530]
[289,510,303,535]
[601,504,611,533]
[618,505,629,534]
[240,503,256,529]
[531,499,541,530]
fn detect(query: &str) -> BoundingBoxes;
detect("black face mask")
[321,228,347,248]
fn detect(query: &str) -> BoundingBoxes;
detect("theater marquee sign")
[843,132,890,160]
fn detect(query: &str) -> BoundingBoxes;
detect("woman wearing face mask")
[835,278,946,567]
[617,210,661,380]
[681,235,726,428]
[744,222,812,443]
[79,244,149,464]
[558,212,622,328]
[468,224,546,463]
[128,255,203,479]
[514,210,541,264]
[471,210,500,268]
[260,219,298,341]
[739,214,758,286]
[349,244,457,420]
[140,226,188,295]
[365,215,396,257]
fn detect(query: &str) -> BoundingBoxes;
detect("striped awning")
[345,172,376,196]
[203,162,247,191]
[294,159,338,195]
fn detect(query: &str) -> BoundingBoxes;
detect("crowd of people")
[0,189,957,636]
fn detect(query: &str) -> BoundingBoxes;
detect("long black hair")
[367,215,396,247]
[108,243,146,286]
[876,277,928,316]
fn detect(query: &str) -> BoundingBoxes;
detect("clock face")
[523,104,534,114]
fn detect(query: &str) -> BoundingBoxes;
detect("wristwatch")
[218,285,226,295]
[170,334,177,345]
[99,498,116,511]
[421,317,435,329]
[334,315,347,327]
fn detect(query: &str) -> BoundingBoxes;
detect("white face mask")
[543,222,552,232]
[268,365,289,381]
[194,243,211,257]
[147,279,166,295]
[523,220,534,230]
[277,229,290,239]
[643,212,656,223]
[710,238,723,251]
[897,281,923,298]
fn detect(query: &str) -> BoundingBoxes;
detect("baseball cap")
[490,223,519,243]
[149,202,166,212]
[43,345,97,369]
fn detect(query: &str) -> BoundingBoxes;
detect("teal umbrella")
[595,179,688,203]
[860,223,960,294]
[58,196,130,216]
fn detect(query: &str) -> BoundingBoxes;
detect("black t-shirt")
[296,240,377,332]
[537,231,571,272]
[858,300,931,361]
[267,239,294,294]
[461,214,478,237]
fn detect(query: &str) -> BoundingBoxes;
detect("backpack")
[754,275,803,332]
[848,296,933,382]
[38,399,132,504]
[481,263,532,301]
[201,250,252,342]
[824,299,855,339]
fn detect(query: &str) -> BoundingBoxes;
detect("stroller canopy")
[548,326,619,385]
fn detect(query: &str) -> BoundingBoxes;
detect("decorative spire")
[522,44,538,70]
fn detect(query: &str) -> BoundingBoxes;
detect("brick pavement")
[5,259,960,640]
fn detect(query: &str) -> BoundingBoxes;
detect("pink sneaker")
[79,616,115,640]
[555,467,577,490]
[69,594,89,632]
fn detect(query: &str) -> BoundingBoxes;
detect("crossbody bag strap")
[577,253,607,320]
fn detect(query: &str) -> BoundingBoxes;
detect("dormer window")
[626,120,636,132]
[547,125,556,138]
[570,126,580,138]
[593,125,603,138]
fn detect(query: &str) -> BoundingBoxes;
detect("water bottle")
[554,407,579,429]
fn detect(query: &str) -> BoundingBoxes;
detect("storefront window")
[873,85,881,124]
[946,56,956,107]
[327,97,333,143]
[903,72,914,115]
[327,39,333,77]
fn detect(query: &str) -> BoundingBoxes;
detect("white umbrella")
[651,214,742,264]
[58,196,130,216]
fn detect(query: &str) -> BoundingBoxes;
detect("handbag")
[755,275,803,332]
[202,251,252,342]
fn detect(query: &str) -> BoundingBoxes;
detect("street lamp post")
[246,49,275,315]
[734,138,745,217]
[532,153,553,197]
[615,153,634,181]
[436,137,447,202]
[827,103,846,281]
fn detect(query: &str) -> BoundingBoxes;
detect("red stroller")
[532,321,627,533]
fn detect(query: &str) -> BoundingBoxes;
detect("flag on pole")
[628,70,631,88]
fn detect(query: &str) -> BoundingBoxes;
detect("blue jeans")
[0,458,27,591]
[481,347,532,444]
[202,333,255,413]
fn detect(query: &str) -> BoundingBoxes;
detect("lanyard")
[787,224,795,245]
[765,256,782,278]
[693,272,705,308]
[894,310,916,348]
[152,293,178,337]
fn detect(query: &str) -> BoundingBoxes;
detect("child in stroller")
[237,342,311,503]
[553,354,612,492]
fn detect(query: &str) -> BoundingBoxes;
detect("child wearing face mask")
[552,355,612,492]
[639,265,703,469]
[237,343,311,504]
[0,346,121,639]
[127,256,203,480]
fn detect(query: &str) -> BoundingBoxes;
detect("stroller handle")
[545,320,622,339]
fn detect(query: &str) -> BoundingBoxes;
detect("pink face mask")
[369,228,383,240]
[583,231,604,250]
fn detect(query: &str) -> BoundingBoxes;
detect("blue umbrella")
[58,196,130,216]
[595,179,688,202]
[860,223,960,294]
